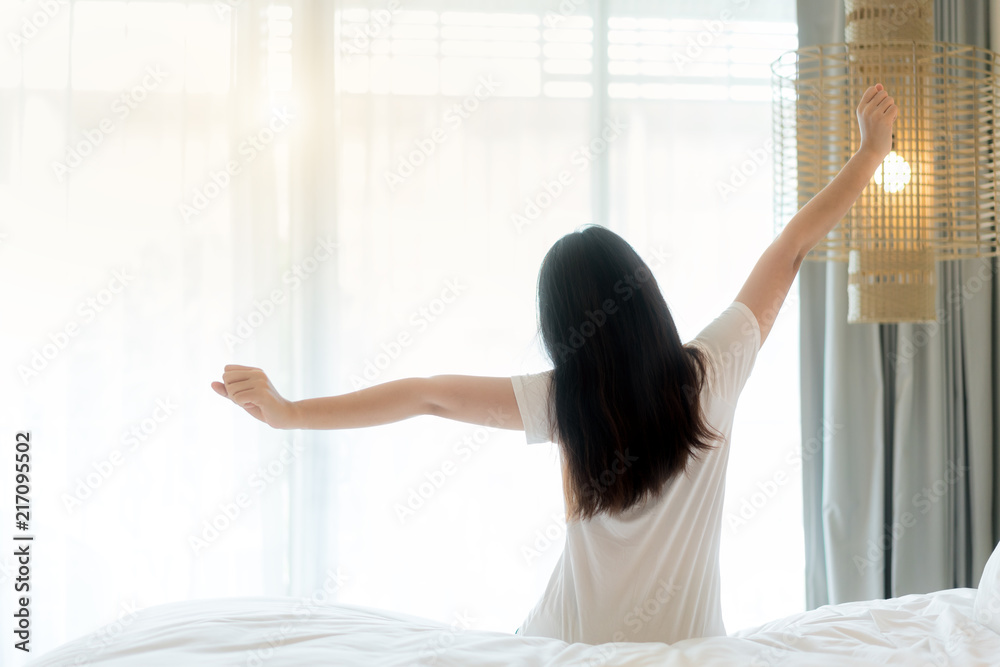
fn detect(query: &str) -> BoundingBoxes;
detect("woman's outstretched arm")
[211,365,524,431]
[735,83,898,345]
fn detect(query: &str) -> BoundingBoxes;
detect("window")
[0,2,801,659]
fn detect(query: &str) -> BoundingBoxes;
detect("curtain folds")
[0,3,301,662]
[798,0,1000,609]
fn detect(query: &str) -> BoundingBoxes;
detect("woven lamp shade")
[772,0,1000,323]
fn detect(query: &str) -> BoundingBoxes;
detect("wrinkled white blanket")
[27,588,1000,666]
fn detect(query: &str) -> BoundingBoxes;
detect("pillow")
[976,538,1000,634]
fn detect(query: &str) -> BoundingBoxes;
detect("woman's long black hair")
[537,225,720,520]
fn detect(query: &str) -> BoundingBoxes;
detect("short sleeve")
[688,301,761,402]
[510,370,555,444]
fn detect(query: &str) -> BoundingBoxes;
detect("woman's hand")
[212,364,297,429]
[856,83,898,161]
[734,84,900,345]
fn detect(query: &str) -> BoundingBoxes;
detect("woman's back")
[513,301,761,644]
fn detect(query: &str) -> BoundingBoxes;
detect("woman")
[212,84,897,645]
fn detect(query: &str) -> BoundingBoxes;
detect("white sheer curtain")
[1,0,800,663]
[1,1,295,663]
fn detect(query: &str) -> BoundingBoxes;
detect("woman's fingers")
[222,369,258,384]
[214,372,264,400]
[876,94,894,110]
[861,84,886,105]
[224,379,258,396]
[214,366,284,427]
[866,90,888,111]
[230,389,260,407]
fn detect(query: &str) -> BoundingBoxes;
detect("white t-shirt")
[510,301,761,645]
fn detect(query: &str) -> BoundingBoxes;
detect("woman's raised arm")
[735,83,898,345]
[212,365,523,431]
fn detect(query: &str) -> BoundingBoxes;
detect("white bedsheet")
[26,588,1000,666]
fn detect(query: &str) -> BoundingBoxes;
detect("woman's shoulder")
[685,301,761,402]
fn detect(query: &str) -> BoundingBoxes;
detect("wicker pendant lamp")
[772,0,1000,323]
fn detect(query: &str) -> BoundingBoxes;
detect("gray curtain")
[798,0,1000,608]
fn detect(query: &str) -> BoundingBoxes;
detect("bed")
[24,584,1000,667]
[26,538,1000,666]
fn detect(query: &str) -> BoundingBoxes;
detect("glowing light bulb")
[873,150,911,193]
